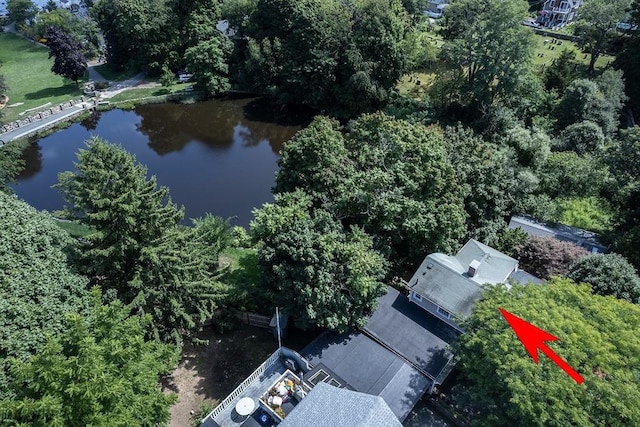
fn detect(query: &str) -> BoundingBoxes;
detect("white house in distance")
[536,0,583,29]
[407,239,541,332]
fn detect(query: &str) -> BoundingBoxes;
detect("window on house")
[413,292,423,302]
[437,306,452,319]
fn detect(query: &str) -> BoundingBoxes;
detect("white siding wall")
[409,291,465,332]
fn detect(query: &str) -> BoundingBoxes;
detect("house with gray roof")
[407,239,542,332]
[278,382,402,427]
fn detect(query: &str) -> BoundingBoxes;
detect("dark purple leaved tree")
[45,26,87,86]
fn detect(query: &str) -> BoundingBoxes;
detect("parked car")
[522,18,540,28]
[177,73,193,83]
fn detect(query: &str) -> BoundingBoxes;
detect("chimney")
[468,260,481,277]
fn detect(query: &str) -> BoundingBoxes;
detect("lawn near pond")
[0,33,85,124]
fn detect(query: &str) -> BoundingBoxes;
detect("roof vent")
[468,260,481,277]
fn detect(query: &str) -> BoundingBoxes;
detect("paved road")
[0,101,93,144]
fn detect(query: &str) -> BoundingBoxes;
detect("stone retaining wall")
[0,97,97,135]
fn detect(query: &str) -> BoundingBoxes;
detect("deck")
[201,350,288,427]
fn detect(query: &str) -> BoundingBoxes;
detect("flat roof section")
[365,287,459,379]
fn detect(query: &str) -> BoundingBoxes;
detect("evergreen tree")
[56,137,229,344]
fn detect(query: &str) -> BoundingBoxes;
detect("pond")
[11,97,309,227]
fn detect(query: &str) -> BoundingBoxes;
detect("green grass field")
[92,63,140,82]
[398,29,615,98]
[0,33,85,124]
[108,84,189,103]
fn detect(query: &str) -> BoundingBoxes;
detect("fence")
[236,311,272,329]
[203,347,283,422]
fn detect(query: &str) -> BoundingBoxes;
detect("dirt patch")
[163,323,318,427]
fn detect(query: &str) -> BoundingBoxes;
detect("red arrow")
[499,308,584,384]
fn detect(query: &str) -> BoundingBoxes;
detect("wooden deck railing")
[203,347,282,422]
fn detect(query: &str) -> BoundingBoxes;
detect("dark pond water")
[11,97,309,227]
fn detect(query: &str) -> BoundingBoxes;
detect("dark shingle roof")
[278,382,402,427]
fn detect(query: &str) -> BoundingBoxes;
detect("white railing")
[203,347,283,422]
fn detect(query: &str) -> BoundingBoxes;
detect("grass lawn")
[531,33,613,74]
[0,33,85,124]
[53,219,94,239]
[92,63,140,82]
[108,84,189,103]
[397,29,615,98]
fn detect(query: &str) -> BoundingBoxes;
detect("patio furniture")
[236,397,256,416]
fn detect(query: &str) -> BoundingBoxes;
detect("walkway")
[0,100,95,143]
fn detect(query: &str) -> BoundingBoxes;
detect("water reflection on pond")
[12,97,309,227]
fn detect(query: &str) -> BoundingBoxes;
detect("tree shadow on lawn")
[24,85,82,101]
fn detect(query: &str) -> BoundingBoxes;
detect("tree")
[0,193,91,400]
[439,0,536,107]
[45,26,88,85]
[454,278,640,426]
[558,120,605,154]
[6,0,39,25]
[0,291,178,426]
[184,37,233,96]
[567,253,640,302]
[544,48,577,93]
[615,0,640,122]
[538,152,613,199]
[443,125,526,241]
[0,140,26,194]
[243,0,410,117]
[251,191,387,331]
[553,196,614,234]
[275,114,467,271]
[55,137,229,344]
[575,0,631,74]
[555,72,627,134]
[500,125,551,170]
[44,0,57,11]
[513,236,588,279]
[91,0,177,71]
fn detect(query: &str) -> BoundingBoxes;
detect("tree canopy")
[55,137,229,344]
[567,253,640,303]
[440,0,536,107]
[0,193,91,400]
[0,291,178,426]
[454,278,640,426]
[275,113,467,271]
[45,26,88,84]
[513,236,588,279]
[242,0,410,117]
[251,191,387,331]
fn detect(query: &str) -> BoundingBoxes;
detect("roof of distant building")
[278,382,402,427]
[509,215,608,253]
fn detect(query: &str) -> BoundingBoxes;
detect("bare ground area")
[162,323,318,427]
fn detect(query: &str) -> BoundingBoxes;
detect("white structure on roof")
[407,239,541,332]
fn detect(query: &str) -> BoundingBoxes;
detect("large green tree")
[554,71,627,135]
[0,193,91,400]
[184,36,233,96]
[6,0,39,25]
[439,0,536,107]
[454,278,640,426]
[56,137,229,344]
[242,0,409,117]
[275,114,467,270]
[0,292,178,426]
[575,0,631,74]
[567,253,640,303]
[251,191,387,331]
